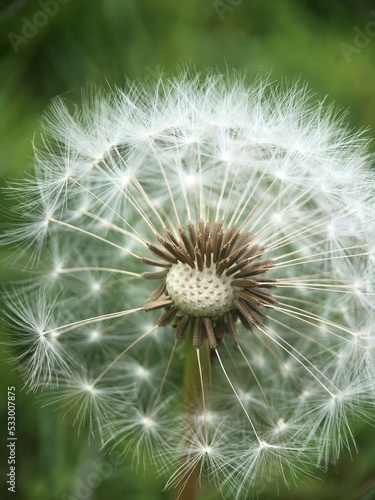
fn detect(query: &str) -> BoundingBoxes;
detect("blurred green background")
[1,0,375,499]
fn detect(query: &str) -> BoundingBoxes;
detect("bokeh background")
[1,1,375,499]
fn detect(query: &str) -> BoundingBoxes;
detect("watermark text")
[61,450,125,500]
[340,10,375,62]
[6,386,16,493]
[7,0,71,54]
[213,0,243,21]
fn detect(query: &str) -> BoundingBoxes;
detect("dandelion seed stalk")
[176,332,210,500]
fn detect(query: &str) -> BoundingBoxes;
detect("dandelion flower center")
[165,262,235,317]
[142,220,276,347]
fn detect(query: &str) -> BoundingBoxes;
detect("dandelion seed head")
[196,410,216,426]
[201,444,213,454]
[258,440,269,450]
[238,389,252,403]
[136,365,149,379]
[2,71,375,498]
[84,383,95,393]
[141,416,155,428]
[89,329,101,341]
[275,418,288,433]
[91,282,102,293]
[182,174,196,187]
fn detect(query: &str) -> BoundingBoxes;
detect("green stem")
[174,331,210,500]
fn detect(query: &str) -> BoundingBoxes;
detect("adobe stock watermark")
[340,10,375,62]
[213,0,243,21]
[7,0,71,54]
[60,450,126,500]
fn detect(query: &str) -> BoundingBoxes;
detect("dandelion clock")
[2,72,375,499]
